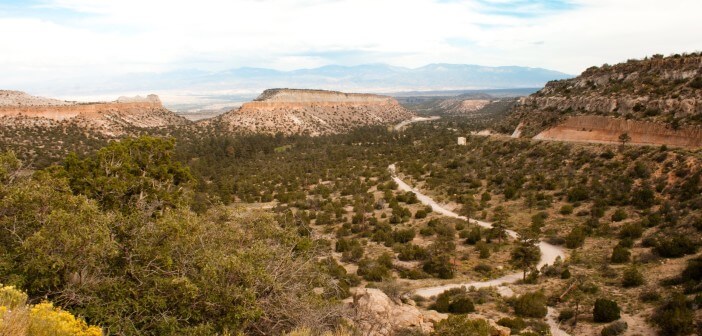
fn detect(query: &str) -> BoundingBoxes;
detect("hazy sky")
[1,0,700,85]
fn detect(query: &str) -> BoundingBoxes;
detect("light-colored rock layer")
[254,88,393,103]
[439,99,491,114]
[519,95,702,120]
[0,91,187,135]
[534,115,702,148]
[350,288,510,336]
[217,89,415,135]
[0,90,73,106]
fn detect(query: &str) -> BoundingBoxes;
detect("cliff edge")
[504,53,702,148]
[212,89,415,135]
[0,91,188,136]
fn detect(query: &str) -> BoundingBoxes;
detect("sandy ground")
[389,163,570,336]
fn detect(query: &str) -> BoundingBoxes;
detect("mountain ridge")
[504,52,702,148]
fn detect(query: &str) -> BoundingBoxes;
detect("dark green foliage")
[557,308,575,322]
[423,254,454,279]
[357,257,391,282]
[565,226,586,248]
[513,291,547,318]
[593,298,620,323]
[622,266,645,287]
[395,244,429,261]
[430,288,474,314]
[60,136,193,214]
[560,204,574,215]
[618,222,643,239]
[689,76,702,89]
[449,297,475,314]
[568,186,589,202]
[431,315,491,336]
[601,321,628,336]
[681,256,702,283]
[611,208,628,222]
[510,236,541,280]
[639,290,661,303]
[464,227,482,245]
[652,294,695,336]
[497,317,526,334]
[610,246,631,264]
[476,241,491,258]
[654,235,698,258]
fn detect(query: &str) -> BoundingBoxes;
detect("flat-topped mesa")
[0,91,186,135]
[0,90,73,107]
[215,89,415,135]
[254,88,394,103]
[116,94,162,105]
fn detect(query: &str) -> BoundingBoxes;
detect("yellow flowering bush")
[0,285,102,336]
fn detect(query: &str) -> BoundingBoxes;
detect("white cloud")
[1,0,700,90]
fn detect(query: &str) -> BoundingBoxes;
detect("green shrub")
[611,209,628,222]
[610,246,631,264]
[565,226,586,248]
[464,227,482,245]
[423,254,454,279]
[431,316,491,336]
[639,290,661,303]
[474,263,492,275]
[681,256,702,283]
[448,296,475,314]
[430,288,474,314]
[476,241,490,258]
[593,298,620,323]
[622,266,645,288]
[497,317,526,334]
[557,308,575,322]
[654,235,698,258]
[601,321,627,336]
[559,204,574,215]
[513,291,547,318]
[652,294,694,336]
[618,222,643,239]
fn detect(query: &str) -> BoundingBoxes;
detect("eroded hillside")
[506,53,702,147]
[210,89,414,135]
[0,91,189,136]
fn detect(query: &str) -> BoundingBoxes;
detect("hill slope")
[210,89,414,135]
[0,90,189,136]
[506,53,702,147]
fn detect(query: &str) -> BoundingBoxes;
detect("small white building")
[457,137,467,146]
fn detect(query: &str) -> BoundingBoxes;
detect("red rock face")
[0,92,188,135]
[534,116,702,148]
[214,89,415,135]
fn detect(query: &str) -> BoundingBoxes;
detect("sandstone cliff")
[0,91,188,136]
[505,53,702,147]
[211,89,415,135]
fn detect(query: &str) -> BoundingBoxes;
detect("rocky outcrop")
[212,89,414,135]
[350,288,510,336]
[438,98,491,114]
[504,53,702,147]
[0,91,188,136]
[0,90,72,106]
[534,116,702,148]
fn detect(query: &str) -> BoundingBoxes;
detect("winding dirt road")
[388,164,570,336]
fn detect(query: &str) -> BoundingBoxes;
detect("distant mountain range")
[17,63,573,99]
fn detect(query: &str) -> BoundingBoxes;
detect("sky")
[1,0,700,91]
